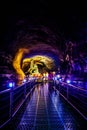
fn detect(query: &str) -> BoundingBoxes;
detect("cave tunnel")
[13,44,61,82]
[9,22,86,85]
[12,25,64,83]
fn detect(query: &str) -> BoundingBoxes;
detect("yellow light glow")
[23,55,54,69]
[22,55,55,76]
[43,73,46,76]
[45,72,49,77]
[13,48,29,83]
[13,48,55,84]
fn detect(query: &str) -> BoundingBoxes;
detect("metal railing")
[0,80,36,128]
[54,80,87,120]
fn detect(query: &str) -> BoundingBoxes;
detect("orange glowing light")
[13,48,29,82]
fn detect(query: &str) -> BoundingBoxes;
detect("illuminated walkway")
[4,82,87,130]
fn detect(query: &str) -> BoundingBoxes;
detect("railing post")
[10,87,13,119]
[30,81,31,88]
[53,79,56,86]
[67,85,69,100]
[59,84,60,93]
[24,83,26,99]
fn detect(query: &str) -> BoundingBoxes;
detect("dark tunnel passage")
[0,23,86,85]
[11,25,64,83]
[0,2,87,130]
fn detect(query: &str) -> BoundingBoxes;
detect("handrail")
[12,85,35,118]
[54,80,87,120]
[0,88,10,94]
[60,81,87,92]
[13,81,31,91]
[0,80,36,129]
[0,81,31,94]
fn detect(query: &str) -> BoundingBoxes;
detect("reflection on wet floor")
[14,82,86,130]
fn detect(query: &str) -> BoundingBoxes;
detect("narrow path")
[15,82,84,130]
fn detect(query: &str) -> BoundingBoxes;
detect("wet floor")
[3,82,87,130]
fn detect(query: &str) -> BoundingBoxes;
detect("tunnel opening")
[13,47,60,85]
[22,55,57,75]
[11,24,64,85]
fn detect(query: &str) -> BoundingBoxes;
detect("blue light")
[66,79,71,84]
[54,77,57,80]
[57,74,60,79]
[59,78,62,82]
[13,82,15,87]
[9,82,13,88]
